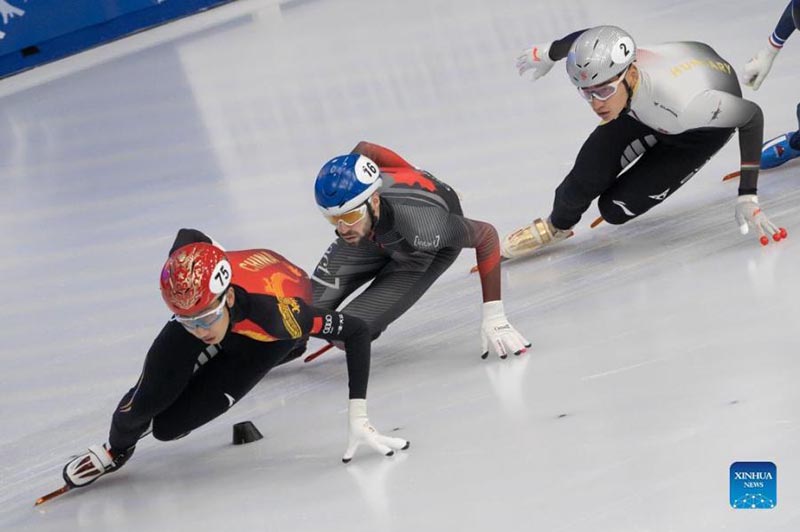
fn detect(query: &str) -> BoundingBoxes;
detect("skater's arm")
[309,307,371,399]
[453,217,502,302]
[547,29,589,61]
[683,91,764,193]
[395,206,501,301]
[770,1,798,48]
[735,100,765,194]
[167,228,213,255]
[743,2,796,90]
[247,294,371,399]
[351,141,415,169]
[516,28,586,82]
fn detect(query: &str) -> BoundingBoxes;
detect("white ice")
[1,0,799,530]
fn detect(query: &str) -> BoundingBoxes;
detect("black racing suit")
[108,229,372,452]
[546,32,763,227]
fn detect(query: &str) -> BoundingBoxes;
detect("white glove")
[480,301,531,360]
[516,42,555,81]
[734,194,787,245]
[62,444,133,487]
[742,45,780,90]
[343,399,409,463]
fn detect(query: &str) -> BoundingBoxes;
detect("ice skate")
[760,103,800,169]
[500,217,573,259]
[760,131,800,169]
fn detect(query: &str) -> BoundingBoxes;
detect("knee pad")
[151,427,170,442]
[598,196,635,225]
[152,420,190,442]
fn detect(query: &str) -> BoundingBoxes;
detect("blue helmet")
[314,153,383,215]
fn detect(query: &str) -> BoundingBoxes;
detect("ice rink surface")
[1,0,799,530]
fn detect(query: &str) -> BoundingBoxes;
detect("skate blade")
[722,170,740,182]
[35,485,71,506]
[304,343,334,363]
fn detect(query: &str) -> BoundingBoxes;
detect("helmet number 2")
[611,36,634,64]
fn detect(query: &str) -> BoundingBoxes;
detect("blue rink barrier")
[0,0,235,79]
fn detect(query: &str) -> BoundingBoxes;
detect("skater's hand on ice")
[742,45,779,90]
[480,301,531,359]
[343,400,409,463]
[734,194,787,245]
[63,444,133,488]
[516,42,555,81]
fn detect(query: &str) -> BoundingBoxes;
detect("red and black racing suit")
[311,141,502,339]
[108,229,371,452]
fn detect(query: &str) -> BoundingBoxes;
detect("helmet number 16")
[361,161,378,178]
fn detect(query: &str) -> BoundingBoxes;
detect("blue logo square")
[730,462,776,509]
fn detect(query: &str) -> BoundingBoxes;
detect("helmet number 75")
[209,259,232,294]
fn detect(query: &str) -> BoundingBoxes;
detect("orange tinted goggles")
[325,203,368,226]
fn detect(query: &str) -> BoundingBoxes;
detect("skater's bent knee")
[598,198,635,225]
[152,421,190,442]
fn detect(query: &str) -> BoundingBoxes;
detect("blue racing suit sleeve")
[770,0,799,47]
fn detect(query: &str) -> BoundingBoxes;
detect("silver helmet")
[566,26,636,88]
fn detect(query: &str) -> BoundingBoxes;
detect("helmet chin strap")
[223,289,235,336]
[621,78,633,111]
[366,198,379,231]
[621,65,637,111]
